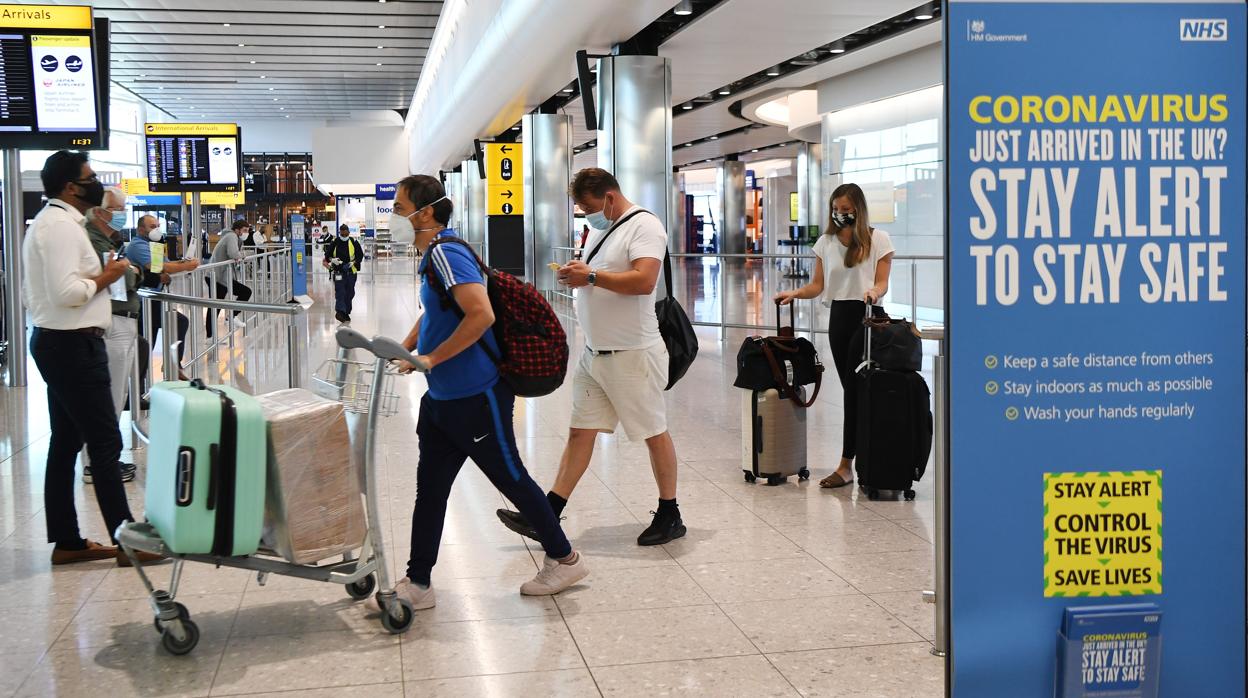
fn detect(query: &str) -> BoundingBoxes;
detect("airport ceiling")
[53,0,438,121]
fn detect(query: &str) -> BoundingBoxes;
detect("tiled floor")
[0,261,943,697]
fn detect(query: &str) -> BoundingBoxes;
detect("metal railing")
[546,246,943,338]
[130,253,308,442]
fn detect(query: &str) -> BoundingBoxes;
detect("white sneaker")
[371,577,436,612]
[520,553,589,596]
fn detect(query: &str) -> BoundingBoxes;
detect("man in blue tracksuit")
[323,224,364,323]
[387,174,588,611]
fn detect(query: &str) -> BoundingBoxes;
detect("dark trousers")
[333,271,358,315]
[204,278,253,336]
[30,329,135,546]
[407,384,571,585]
[827,300,884,460]
[150,300,189,364]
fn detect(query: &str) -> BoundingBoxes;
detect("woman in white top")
[775,183,895,488]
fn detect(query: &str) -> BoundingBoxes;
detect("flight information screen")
[145,123,242,192]
[0,5,102,149]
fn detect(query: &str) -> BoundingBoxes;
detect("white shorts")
[570,342,669,441]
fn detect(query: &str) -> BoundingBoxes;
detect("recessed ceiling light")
[285,115,290,119]
[158,86,164,89]
[916,12,933,20]
[378,24,385,29]
[673,0,693,16]
[223,23,230,27]
[751,149,759,153]
[766,66,780,76]
[376,62,383,66]
[684,143,692,147]
[681,104,693,110]
[279,107,285,110]
[718,89,730,95]
[238,43,245,47]
[249,60,256,64]
[914,3,935,21]
[829,41,846,54]
[176,97,182,101]
[272,97,279,101]
[562,87,574,93]
[260,74,266,78]
[378,45,385,49]
[710,135,718,140]
[268,87,274,91]
[792,51,820,66]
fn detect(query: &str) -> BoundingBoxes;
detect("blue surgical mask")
[586,210,611,230]
[108,210,127,231]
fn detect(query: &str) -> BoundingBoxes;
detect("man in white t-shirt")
[496,168,685,546]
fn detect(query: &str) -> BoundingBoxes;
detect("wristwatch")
[587,270,598,286]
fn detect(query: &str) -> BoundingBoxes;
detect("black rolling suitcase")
[853,308,933,501]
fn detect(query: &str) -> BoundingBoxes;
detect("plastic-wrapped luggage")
[256,389,366,564]
[146,380,268,556]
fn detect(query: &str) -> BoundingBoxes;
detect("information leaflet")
[946,3,1245,696]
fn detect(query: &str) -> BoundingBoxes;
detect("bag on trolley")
[256,389,366,564]
[146,380,268,556]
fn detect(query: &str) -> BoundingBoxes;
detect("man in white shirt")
[497,168,685,546]
[22,151,159,566]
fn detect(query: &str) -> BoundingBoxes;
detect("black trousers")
[204,278,253,336]
[408,384,572,585]
[333,271,358,315]
[30,329,135,546]
[149,300,189,364]
[827,300,884,460]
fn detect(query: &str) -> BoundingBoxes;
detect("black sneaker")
[637,508,686,546]
[334,311,348,323]
[83,463,136,484]
[496,508,540,542]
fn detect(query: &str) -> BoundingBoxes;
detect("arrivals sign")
[945,2,1245,697]
[485,142,524,215]
[0,4,104,149]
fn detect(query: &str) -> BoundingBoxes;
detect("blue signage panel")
[946,3,1245,696]
[290,213,307,297]
[375,183,397,200]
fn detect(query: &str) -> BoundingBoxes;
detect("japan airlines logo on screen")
[40,55,58,71]
[1180,19,1227,41]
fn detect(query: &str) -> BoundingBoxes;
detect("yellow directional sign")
[185,191,245,207]
[145,123,238,136]
[0,4,93,30]
[485,142,524,216]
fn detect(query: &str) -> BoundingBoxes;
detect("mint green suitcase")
[146,380,267,556]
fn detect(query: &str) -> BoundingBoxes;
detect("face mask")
[108,210,127,231]
[586,211,610,230]
[832,211,856,228]
[147,228,164,242]
[388,211,415,244]
[78,180,105,207]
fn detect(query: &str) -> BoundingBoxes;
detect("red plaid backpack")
[422,237,569,397]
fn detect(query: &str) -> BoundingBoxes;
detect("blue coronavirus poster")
[945,2,1246,696]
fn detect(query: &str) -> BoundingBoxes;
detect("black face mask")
[77,179,105,207]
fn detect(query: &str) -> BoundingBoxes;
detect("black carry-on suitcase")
[854,307,933,501]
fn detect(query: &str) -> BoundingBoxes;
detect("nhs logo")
[1180,19,1227,41]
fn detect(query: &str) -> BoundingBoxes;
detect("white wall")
[237,120,321,153]
[312,125,409,192]
[816,43,942,116]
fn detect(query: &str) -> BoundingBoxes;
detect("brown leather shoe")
[117,549,168,568]
[51,540,118,565]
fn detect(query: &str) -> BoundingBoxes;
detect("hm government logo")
[1180,19,1227,41]
[967,19,1028,43]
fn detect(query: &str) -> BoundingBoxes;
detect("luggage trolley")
[116,327,427,655]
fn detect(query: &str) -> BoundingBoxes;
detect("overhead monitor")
[144,123,243,192]
[0,4,106,149]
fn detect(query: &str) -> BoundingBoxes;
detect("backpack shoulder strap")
[420,236,502,366]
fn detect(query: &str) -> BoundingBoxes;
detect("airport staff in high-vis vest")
[323,224,365,323]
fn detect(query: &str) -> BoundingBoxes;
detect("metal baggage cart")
[117,327,426,655]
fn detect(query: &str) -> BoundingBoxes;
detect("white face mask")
[388,211,416,244]
[147,228,164,242]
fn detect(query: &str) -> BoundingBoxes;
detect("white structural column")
[596,55,673,234]
[670,170,687,254]
[444,171,464,231]
[717,159,746,255]
[461,159,488,253]
[522,113,572,293]
[797,141,825,234]
[2,149,26,386]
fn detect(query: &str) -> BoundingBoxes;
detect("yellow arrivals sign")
[1043,470,1162,598]
[122,178,153,197]
[485,142,524,216]
[145,123,238,136]
[0,4,92,30]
